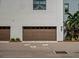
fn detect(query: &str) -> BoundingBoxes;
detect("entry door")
[23,27,56,41]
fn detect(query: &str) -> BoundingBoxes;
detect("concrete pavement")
[0,42,79,58]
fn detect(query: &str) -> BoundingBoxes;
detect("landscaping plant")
[10,38,16,42]
[64,11,79,41]
[16,38,21,42]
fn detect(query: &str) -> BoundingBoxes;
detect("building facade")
[0,0,78,42]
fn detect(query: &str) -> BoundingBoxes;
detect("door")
[0,26,10,41]
[23,26,56,41]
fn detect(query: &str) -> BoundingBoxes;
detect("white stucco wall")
[0,0,63,41]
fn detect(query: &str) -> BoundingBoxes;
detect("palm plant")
[64,11,79,41]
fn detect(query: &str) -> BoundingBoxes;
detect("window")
[64,3,69,14]
[33,0,46,10]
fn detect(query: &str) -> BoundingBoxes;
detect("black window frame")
[33,0,46,10]
[64,3,69,14]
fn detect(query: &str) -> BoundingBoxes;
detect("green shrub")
[64,11,79,41]
[16,38,21,42]
[10,38,16,42]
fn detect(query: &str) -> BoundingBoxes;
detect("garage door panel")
[23,27,56,41]
[0,27,10,41]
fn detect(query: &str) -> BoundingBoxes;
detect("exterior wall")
[0,0,63,41]
[64,0,79,21]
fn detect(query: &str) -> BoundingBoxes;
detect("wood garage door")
[0,26,10,41]
[23,26,57,41]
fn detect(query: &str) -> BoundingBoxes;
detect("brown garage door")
[23,26,57,41]
[0,26,10,41]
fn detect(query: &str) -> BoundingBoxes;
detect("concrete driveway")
[0,42,79,58]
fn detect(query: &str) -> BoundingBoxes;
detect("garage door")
[0,26,10,41]
[23,26,57,41]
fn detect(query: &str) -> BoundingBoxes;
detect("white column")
[57,0,63,41]
[10,25,22,41]
[10,19,22,41]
